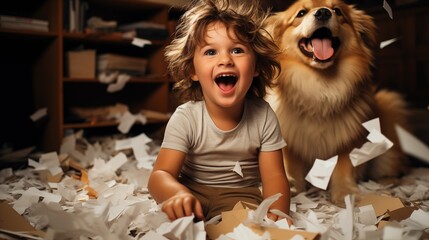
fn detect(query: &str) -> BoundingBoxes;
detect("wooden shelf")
[64,118,168,129]
[0,28,57,38]
[1,0,176,152]
[63,74,168,83]
[63,31,166,46]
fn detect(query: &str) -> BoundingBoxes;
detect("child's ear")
[253,70,260,77]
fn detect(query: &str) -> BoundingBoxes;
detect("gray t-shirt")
[161,98,286,188]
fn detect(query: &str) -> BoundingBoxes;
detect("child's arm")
[148,148,204,221]
[259,149,291,222]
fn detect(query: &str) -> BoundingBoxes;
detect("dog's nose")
[314,8,332,21]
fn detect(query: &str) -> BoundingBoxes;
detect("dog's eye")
[333,8,342,16]
[296,9,307,18]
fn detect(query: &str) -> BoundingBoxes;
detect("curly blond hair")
[165,0,280,103]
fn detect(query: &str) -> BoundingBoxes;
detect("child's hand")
[161,191,205,221]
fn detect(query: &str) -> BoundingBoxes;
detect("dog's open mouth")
[299,27,340,62]
[215,74,237,92]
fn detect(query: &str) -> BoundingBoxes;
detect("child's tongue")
[218,82,234,91]
[312,38,334,60]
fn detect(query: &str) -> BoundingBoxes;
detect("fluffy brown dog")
[265,0,410,205]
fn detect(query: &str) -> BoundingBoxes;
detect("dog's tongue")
[312,38,334,60]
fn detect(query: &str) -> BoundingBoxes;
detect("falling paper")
[362,118,381,132]
[98,71,119,84]
[380,37,398,49]
[232,162,243,177]
[118,111,137,134]
[383,0,393,19]
[350,118,393,166]
[30,107,47,122]
[305,155,338,190]
[395,125,429,163]
[132,38,152,48]
[350,142,389,167]
[107,74,130,93]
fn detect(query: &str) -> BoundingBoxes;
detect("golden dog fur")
[265,0,410,205]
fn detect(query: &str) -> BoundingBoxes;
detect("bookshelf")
[0,0,178,153]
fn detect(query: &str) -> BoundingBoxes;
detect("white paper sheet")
[358,205,377,225]
[107,73,130,93]
[118,111,137,134]
[305,156,338,190]
[380,37,398,49]
[30,107,47,122]
[132,38,152,48]
[383,0,393,19]
[232,161,243,177]
[395,125,429,163]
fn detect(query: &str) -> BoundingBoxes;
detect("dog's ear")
[348,7,378,50]
[265,13,285,42]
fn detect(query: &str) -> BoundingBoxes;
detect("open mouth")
[215,74,237,92]
[299,27,340,62]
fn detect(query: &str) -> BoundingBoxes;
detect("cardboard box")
[205,201,320,240]
[0,201,45,238]
[67,50,96,78]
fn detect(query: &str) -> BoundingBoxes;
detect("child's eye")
[204,49,216,55]
[231,48,244,54]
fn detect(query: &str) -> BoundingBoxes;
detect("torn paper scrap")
[350,119,394,166]
[350,142,389,167]
[367,129,393,149]
[380,38,398,49]
[305,155,337,190]
[28,152,64,182]
[107,73,130,93]
[357,194,404,216]
[30,107,47,122]
[232,161,243,177]
[13,187,61,215]
[383,0,393,19]
[362,118,381,132]
[338,194,354,240]
[222,223,271,240]
[358,205,377,225]
[132,38,152,48]
[88,152,127,182]
[118,111,137,134]
[248,193,282,226]
[156,215,206,240]
[98,71,119,84]
[395,125,429,163]
[400,209,429,230]
[292,192,319,210]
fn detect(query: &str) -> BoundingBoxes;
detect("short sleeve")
[260,103,287,152]
[161,105,193,153]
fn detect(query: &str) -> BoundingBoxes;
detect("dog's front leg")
[283,147,307,195]
[329,153,359,206]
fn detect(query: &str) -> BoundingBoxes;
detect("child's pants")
[180,177,262,220]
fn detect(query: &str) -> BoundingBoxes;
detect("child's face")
[191,21,259,109]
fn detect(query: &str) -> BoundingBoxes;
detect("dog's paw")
[330,185,360,207]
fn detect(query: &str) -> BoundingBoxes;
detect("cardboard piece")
[205,201,320,240]
[67,50,96,78]
[0,201,45,238]
[357,194,404,216]
[387,206,418,222]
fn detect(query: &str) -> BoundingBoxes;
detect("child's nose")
[218,53,233,66]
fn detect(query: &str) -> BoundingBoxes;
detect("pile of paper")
[0,129,428,240]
